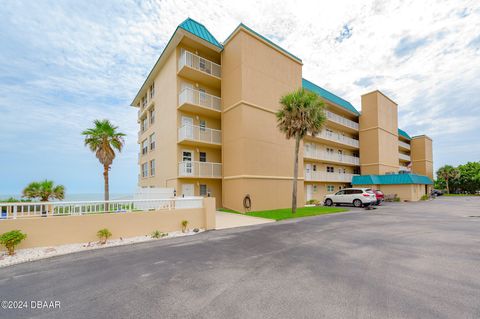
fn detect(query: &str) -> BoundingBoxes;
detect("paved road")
[1,197,479,319]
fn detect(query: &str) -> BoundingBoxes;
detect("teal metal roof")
[302,79,360,115]
[398,128,411,140]
[352,174,433,185]
[179,18,223,49]
[224,23,302,63]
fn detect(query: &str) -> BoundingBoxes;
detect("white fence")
[326,111,359,130]
[305,171,359,183]
[399,140,411,150]
[316,130,359,148]
[179,87,221,111]
[178,124,221,144]
[304,147,359,165]
[0,198,204,220]
[178,161,222,178]
[399,153,411,161]
[178,50,221,78]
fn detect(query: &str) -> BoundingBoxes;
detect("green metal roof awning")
[302,78,360,115]
[179,18,223,49]
[352,174,433,185]
[398,128,411,140]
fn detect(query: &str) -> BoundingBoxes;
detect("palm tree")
[277,89,326,214]
[82,120,125,203]
[22,180,65,201]
[436,165,460,194]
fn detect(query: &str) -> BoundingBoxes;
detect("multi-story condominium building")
[131,18,433,211]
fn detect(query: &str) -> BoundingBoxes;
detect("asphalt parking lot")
[0,196,479,319]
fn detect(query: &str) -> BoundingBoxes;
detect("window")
[149,133,156,151]
[327,185,335,192]
[199,184,207,196]
[326,166,334,173]
[141,162,148,178]
[149,107,155,124]
[353,167,360,174]
[312,164,317,171]
[141,117,148,132]
[199,119,206,132]
[199,58,207,72]
[326,148,334,154]
[150,160,155,176]
[199,152,207,162]
[142,94,147,107]
[150,82,155,99]
[313,185,317,193]
[141,139,148,155]
[334,189,344,195]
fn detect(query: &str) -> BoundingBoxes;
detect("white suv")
[324,188,377,208]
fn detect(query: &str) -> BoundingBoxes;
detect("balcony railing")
[178,161,222,178]
[304,148,359,165]
[399,140,411,150]
[305,171,359,183]
[326,111,359,130]
[179,87,221,112]
[315,130,359,148]
[399,153,411,161]
[178,50,221,78]
[178,124,221,145]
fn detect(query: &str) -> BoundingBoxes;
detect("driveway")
[215,211,274,229]
[1,197,479,318]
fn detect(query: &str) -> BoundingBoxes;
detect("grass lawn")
[219,206,348,221]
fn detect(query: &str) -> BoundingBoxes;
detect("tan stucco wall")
[305,182,349,202]
[411,135,433,179]
[221,28,304,212]
[0,198,216,249]
[359,91,399,175]
[177,179,222,208]
[355,184,429,201]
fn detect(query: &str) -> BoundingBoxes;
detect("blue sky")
[1,0,479,196]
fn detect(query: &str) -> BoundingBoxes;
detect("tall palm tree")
[82,120,125,203]
[22,180,65,201]
[277,89,326,214]
[436,165,460,194]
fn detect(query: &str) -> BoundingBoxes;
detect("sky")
[0,0,479,196]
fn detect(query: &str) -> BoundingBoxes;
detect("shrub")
[420,194,429,201]
[306,199,320,205]
[393,196,401,202]
[181,220,189,233]
[0,230,27,255]
[97,228,112,244]
[151,230,167,239]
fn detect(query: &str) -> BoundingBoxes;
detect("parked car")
[324,188,377,208]
[373,189,384,205]
[431,189,443,196]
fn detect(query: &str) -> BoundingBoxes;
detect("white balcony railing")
[178,161,222,178]
[326,111,359,130]
[0,198,203,220]
[316,130,359,148]
[305,171,358,183]
[304,148,359,165]
[178,50,221,78]
[399,153,411,161]
[179,87,221,112]
[178,124,221,144]
[399,140,411,150]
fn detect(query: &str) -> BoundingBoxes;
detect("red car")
[373,190,384,205]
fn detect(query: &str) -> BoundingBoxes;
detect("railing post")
[13,205,17,219]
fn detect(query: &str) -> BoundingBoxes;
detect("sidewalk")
[215,211,275,229]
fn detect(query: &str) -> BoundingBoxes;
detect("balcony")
[326,111,359,132]
[178,161,222,179]
[399,140,411,150]
[178,124,221,148]
[304,148,359,166]
[178,87,221,118]
[399,153,411,162]
[178,50,221,88]
[312,130,359,149]
[305,171,358,183]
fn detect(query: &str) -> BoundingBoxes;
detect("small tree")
[0,230,27,255]
[437,165,460,194]
[277,89,326,213]
[181,220,189,233]
[22,180,65,201]
[97,228,112,244]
